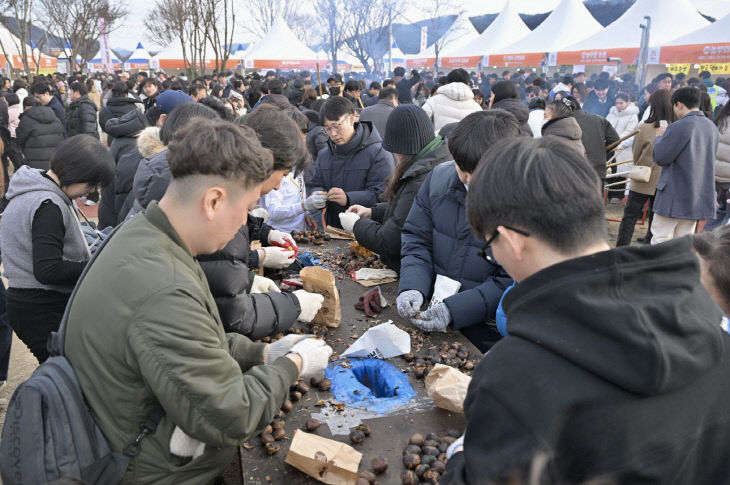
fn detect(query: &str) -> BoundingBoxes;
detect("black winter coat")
[308,121,394,228]
[99,97,140,135]
[443,238,730,484]
[573,108,620,180]
[582,90,615,118]
[115,127,165,224]
[491,98,533,136]
[16,106,65,170]
[353,140,450,273]
[66,96,99,138]
[130,148,170,215]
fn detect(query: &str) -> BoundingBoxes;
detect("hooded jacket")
[542,116,585,156]
[7,103,21,138]
[66,95,99,138]
[99,96,141,135]
[399,161,512,351]
[422,83,483,133]
[443,238,730,484]
[606,104,639,140]
[491,98,533,137]
[65,202,299,485]
[309,121,394,228]
[353,139,450,273]
[16,106,65,170]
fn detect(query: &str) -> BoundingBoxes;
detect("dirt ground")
[0,201,646,431]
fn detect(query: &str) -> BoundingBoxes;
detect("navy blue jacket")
[582,91,615,118]
[399,161,512,351]
[46,95,67,127]
[309,121,394,228]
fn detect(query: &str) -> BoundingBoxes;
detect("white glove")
[288,338,333,378]
[268,229,297,250]
[303,192,328,211]
[250,275,280,294]
[266,333,315,364]
[293,290,325,323]
[261,247,296,269]
[397,290,424,318]
[339,212,360,233]
[250,207,270,223]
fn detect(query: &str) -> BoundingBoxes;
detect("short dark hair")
[490,80,518,104]
[240,108,307,172]
[188,84,205,97]
[167,118,272,191]
[528,97,546,110]
[51,135,114,188]
[198,96,235,121]
[594,79,610,90]
[547,98,575,119]
[320,95,355,124]
[22,96,38,108]
[345,80,360,93]
[30,82,51,95]
[369,81,381,91]
[446,68,470,85]
[393,66,406,77]
[698,71,711,80]
[70,81,87,96]
[448,109,520,173]
[141,77,158,88]
[5,93,19,106]
[382,79,395,88]
[467,137,606,253]
[693,225,730,308]
[379,87,398,100]
[160,103,220,145]
[672,86,701,109]
[112,81,128,97]
[266,79,283,94]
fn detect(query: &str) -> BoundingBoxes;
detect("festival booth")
[407,13,480,69]
[558,0,710,66]
[491,0,602,67]
[124,42,152,71]
[0,25,57,73]
[56,42,82,74]
[383,42,407,70]
[229,44,250,70]
[242,18,318,70]
[150,38,217,71]
[87,49,122,72]
[659,13,730,71]
[441,1,530,69]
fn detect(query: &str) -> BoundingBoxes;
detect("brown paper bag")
[325,226,355,240]
[425,363,471,413]
[285,430,362,485]
[300,266,342,327]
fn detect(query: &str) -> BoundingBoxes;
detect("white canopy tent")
[492,0,603,66]
[408,13,480,68]
[0,24,57,71]
[660,13,730,64]
[87,49,122,72]
[124,42,152,70]
[383,42,407,70]
[559,0,710,65]
[150,38,217,70]
[442,1,531,68]
[242,18,317,70]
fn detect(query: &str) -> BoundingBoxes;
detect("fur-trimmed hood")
[136,126,165,158]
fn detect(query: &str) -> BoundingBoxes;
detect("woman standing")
[709,102,730,228]
[542,98,585,156]
[606,93,639,202]
[616,90,676,246]
[0,135,113,363]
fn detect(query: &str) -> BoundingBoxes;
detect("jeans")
[0,282,10,381]
[616,191,654,247]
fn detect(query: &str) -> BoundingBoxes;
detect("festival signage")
[557,47,639,66]
[660,43,730,64]
[667,64,691,75]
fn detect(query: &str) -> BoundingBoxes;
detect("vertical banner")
[547,52,557,67]
[647,47,661,65]
[420,26,428,53]
[98,18,113,73]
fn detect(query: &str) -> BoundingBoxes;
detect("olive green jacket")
[65,202,299,485]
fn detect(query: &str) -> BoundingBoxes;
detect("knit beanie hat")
[382,105,435,155]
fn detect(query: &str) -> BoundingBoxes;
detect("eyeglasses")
[323,116,351,134]
[478,225,531,264]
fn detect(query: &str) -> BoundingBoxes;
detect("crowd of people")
[0,62,729,484]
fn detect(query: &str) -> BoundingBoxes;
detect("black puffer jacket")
[99,97,140,135]
[16,106,65,170]
[66,96,99,138]
[129,148,170,216]
[353,139,450,273]
[115,127,165,225]
[492,98,533,137]
[197,220,302,339]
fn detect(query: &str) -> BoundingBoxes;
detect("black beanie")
[382,105,435,155]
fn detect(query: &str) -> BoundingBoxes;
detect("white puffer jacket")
[607,104,639,163]
[716,124,730,183]
[422,82,482,133]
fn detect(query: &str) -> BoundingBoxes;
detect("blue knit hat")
[156,90,194,114]
[382,104,435,155]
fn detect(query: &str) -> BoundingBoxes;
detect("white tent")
[408,13,480,68]
[442,1,531,68]
[87,49,122,72]
[560,0,710,65]
[243,18,317,70]
[0,24,57,71]
[493,0,602,66]
[124,42,152,70]
[383,42,407,70]
[150,38,218,70]
[659,13,730,63]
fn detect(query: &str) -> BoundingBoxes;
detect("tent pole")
[317,62,322,98]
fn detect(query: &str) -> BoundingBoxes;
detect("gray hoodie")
[0,166,90,292]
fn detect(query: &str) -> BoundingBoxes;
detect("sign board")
[667,64,691,75]
[572,65,586,74]
[420,26,428,53]
[647,47,661,65]
[547,52,557,67]
[699,63,730,75]
[602,65,618,76]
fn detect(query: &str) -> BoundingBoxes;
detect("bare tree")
[288,12,321,50]
[238,0,297,37]
[202,0,235,73]
[422,0,461,70]
[342,0,402,75]
[39,0,127,71]
[145,0,208,77]
[0,0,36,74]
[314,0,346,74]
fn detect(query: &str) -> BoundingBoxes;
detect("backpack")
[0,222,164,485]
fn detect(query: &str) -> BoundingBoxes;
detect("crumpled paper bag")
[429,274,461,307]
[341,321,410,359]
[285,430,362,484]
[425,363,471,413]
[301,266,341,327]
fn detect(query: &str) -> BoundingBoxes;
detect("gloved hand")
[293,290,324,323]
[303,192,328,211]
[355,286,386,317]
[287,338,334,378]
[261,247,296,269]
[447,434,464,458]
[339,212,359,233]
[397,290,424,318]
[250,275,281,294]
[266,333,315,364]
[268,229,298,251]
[250,207,270,223]
[411,302,451,332]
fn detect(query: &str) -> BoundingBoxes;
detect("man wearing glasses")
[307,96,394,228]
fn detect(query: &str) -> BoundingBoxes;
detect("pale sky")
[109,0,730,52]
